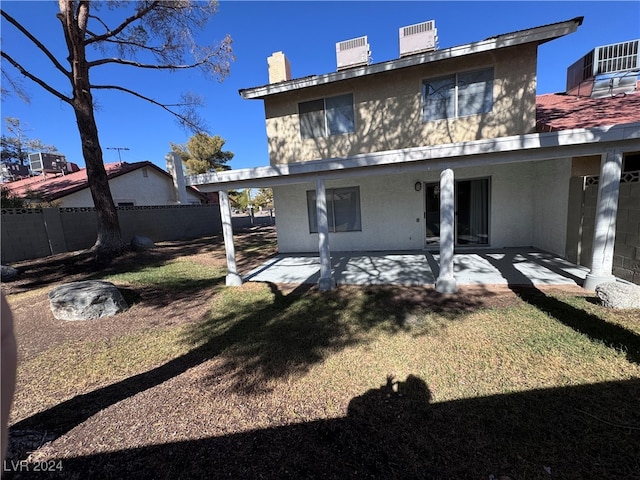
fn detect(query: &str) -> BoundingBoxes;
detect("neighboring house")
[4,160,206,207]
[187,17,640,290]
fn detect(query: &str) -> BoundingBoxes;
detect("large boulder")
[595,282,640,309]
[49,280,128,321]
[1,265,19,281]
[130,235,155,251]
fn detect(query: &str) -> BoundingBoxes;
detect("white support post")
[436,168,458,294]
[316,178,335,291]
[583,148,623,290]
[219,190,243,286]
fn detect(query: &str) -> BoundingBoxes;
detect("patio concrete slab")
[243,248,590,288]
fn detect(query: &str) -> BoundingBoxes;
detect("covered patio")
[180,121,640,293]
[242,248,589,288]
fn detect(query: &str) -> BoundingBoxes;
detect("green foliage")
[252,188,274,209]
[170,133,234,175]
[1,117,58,166]
[0,184,25,207]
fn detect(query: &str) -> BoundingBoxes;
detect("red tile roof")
[3,161,204,202]
[536,85,640,132]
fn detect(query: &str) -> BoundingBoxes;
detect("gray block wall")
[1,205,223,263]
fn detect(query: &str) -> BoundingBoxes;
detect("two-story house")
[188,17,640,291]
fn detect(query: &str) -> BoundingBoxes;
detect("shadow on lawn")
[2,227,277,295]
[6,376,640,479]
[479,252,640,365]
[9,281,493,443]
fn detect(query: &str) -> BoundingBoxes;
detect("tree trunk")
[60,0,123,255]
[73,98,123,254]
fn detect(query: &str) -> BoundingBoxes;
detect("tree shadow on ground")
[8,281,493,444]
[2,226,278,295]
[6,376,639,479]
[479,251,640,365]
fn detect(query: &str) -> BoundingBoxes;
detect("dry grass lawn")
[2,225,640,479]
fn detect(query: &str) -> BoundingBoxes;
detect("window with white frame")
[306,186,362,233]
[299,94,355,139]
[422,68,494,121]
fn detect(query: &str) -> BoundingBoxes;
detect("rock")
[131,235,155,250]
[595,282,640,309]
[1,265,19,281]
[49,280,128,321]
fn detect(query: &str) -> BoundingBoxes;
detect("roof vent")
[399,20,438,57]
[336,36,370,71]
[566,39,639,97]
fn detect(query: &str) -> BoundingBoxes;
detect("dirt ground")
[2,226,602,479]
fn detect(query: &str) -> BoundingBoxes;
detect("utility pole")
[106,147,130,163]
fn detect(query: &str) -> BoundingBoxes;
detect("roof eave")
[239,16,583,100]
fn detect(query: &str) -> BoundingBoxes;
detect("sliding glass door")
[424,178,489,246]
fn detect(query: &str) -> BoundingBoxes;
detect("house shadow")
[6,375,639,479]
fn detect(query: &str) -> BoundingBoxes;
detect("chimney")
[267,51,291,84]
[166,152,189,205]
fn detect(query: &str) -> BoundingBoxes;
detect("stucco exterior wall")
[274,161,539,253]
[264,44,537,165]
[58,167,202,207]
[531,158,572,256]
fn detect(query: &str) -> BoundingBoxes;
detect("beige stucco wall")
[273,161,546,253]
[58,167,202,207]
[264,44,537,165]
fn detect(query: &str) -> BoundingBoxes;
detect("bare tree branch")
[1,69,30,104]
[90,83,206,133]
[88,54,214,70]
[86,35,167,56]
[84,1,159,46]
[1,52,72,104]
[1,9,71,79]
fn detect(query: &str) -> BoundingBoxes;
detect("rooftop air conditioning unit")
[336,36,370,71]
[28,152,67,175]
[566,39,639,97]
[399,20,438,57]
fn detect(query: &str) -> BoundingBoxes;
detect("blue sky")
[1,1,639,172]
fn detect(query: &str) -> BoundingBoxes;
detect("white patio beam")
[583,148,623,290]
[218,190,243,287]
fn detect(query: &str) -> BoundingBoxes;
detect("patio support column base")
[225,273,244,287]
[583,273,616,291]
[436,168,458,294]
[435,277,458,294]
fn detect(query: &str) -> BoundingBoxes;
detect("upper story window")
[422,67,494,121]
[299,93,355,139]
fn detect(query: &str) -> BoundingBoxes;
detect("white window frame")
[422,67,494,121]
[307,186,362,233]
[299,93,355,139]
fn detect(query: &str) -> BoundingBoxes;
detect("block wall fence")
[567,174,640,284]
[1,205,224,263]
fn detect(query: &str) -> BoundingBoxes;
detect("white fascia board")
[187,122,640,191]
[240,18,582,100]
